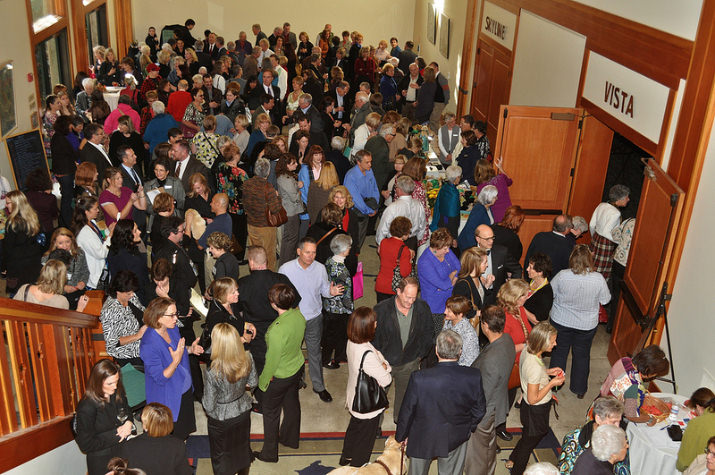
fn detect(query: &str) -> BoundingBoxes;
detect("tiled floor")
[192,235,614,474]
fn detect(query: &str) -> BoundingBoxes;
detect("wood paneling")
[518,214,557,267]
[609,159,684,361]
[471,39,513,148]
[663,0,715,291]
[493,105,581,211]
[490,0,692,88]
[457,0,480,117]
[0,416,74,473]
[114,0,133,59]
[568,115,612,219]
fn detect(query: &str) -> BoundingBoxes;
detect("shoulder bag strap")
[316,227,338,246]
[359,349,372,370]
[23,285,31,302]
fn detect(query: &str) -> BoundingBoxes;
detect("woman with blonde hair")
[2,190,44,292]
[307,161,339,225]
[109,116,146,170]
[56,90,76,116]
[328,185,361,255]
[202,323,257,475]
[379,62,399,110]
[507,322,564,474]
[205,277,256,345]
[98,48,121,86]
[549,244,610,399]
[452,247,490,322]
[13,259,82,311]
[42,227,90,307]
[116,403,192,475]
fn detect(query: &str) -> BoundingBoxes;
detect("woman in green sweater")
[253,283,307,463]
[678,387,715,472]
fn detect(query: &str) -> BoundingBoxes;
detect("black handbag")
[352,350,389,414]
[391,244,416,292]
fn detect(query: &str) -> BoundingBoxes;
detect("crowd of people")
[1,15,709,475]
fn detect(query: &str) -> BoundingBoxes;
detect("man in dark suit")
[80,123,114,181]
[476,224,522,304]
[252,24,267,44]
[524,215,575,278]
[156,216,202,399]
[193,41,213,71]
[116,145,147,235]
[396,329,487,475]
[296,94,324,134]
[290,112,329,153]
[170,139,212,194]
[397,41,418,76]
[465,306,517,474]
[331,46,348,72]
[238,246,301,377]
[205,32,220,61]
[328,81,352,126]
[252,94,276,129]
[372,277,434,423]
[252,69,281,116]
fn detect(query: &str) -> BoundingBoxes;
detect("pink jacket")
[103,103,141,135]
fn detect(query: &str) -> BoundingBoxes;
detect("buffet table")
[627,393,694,475]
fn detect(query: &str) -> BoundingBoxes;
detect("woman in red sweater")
[375,216,413,302]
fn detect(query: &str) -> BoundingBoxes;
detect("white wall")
[571,0,702,41]
[666,123,715,396]
[509,10,585,107]
[3,441,85,475]
[0,0,41,188]
[131,0,415,52]
[412,0,470,109]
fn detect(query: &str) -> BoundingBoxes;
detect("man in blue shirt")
[344,150,379,250]
[196,193,232,250]
[279,237,344,402]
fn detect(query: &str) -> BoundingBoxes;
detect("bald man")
[197,193,232,250]
[475,224,522,303]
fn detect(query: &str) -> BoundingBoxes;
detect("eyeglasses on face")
[162,312,179,319]
[478,235,496,241]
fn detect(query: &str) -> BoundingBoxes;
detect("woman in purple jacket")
[140,297,204,440]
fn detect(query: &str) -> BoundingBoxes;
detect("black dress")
[524,282,554,322]
[2,224,43,292]
[74,393,131,475]
[107,247,151,306]
[117,433,192,475]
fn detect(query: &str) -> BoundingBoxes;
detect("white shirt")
[589,202,621,241]
[275,66,287,100]
[405,76,419,102]
[375,195,427,246]
[88,141,113,167]
[550,269,611,330]
[175,156,190,180]
[352,123,371,156]
[335,90,345,119]
[258,48,274,65]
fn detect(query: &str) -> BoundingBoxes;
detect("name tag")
[165,185,172,189]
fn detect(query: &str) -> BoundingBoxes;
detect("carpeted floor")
[186,428,561,474]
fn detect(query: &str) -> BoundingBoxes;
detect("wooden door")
[471,39,512,148]
[491,105,584,265]
[608,159,684,361]
[493,105,582,211]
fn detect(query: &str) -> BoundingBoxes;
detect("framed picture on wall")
[427,4,437,44]
[439,14,451,58]
[0,62,17,138]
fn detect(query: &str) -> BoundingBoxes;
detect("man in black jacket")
[476,224,522,304]
[524,214,575,278]
[372,277,434,423]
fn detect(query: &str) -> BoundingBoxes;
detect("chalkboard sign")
[3,129,50,191]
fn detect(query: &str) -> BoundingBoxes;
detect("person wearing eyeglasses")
[682,436,715,475]
[140,296,205,441]
[457,185,498,252]
[469,223,522,304]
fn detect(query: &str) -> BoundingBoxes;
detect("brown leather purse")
[264,182,288,227]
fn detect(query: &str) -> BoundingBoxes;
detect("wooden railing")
[0,291,104,473]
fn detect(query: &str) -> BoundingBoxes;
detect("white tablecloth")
[627,393,694,475]
[103,88,122,111]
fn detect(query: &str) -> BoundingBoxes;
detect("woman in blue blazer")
[140,296,205,440]
[457,185,498,251]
